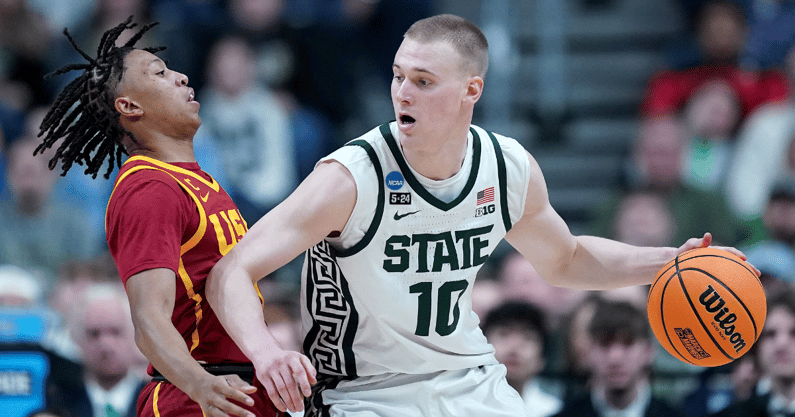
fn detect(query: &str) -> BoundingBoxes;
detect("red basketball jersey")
[106,155,254,369]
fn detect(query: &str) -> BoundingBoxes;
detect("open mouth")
[400,114,416,125]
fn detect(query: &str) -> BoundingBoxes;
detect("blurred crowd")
[2,0,795,416]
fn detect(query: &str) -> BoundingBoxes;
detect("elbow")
[543,239,581,288]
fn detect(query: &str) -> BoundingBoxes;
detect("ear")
[464,76,484,105]
[115,96,143,120]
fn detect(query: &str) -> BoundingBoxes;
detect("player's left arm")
[504,151,755,290]
[206,160,356,413]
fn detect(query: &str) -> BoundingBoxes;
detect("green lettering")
[432,232,459,272]
[383,235,410,272]
[456,225,493,269]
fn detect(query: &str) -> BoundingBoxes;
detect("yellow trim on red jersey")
[153,382,162,417]
[107,158,211,353]
[126,155,220,191]
[178,257,204,353]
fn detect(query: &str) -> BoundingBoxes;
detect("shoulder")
[108,168,191,218]
[112,166,186,199]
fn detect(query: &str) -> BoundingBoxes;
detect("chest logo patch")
[386,171,405,190]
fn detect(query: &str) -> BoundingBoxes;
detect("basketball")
[647,247,766,367]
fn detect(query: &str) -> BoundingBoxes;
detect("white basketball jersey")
[300,122,531,381]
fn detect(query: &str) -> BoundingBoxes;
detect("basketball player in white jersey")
[205,14,758,416]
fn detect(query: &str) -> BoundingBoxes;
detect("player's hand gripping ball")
[647,247,766,367]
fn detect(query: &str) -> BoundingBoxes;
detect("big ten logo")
[475,204,495,217]
[209,209,248,255]
[0,370,32,396]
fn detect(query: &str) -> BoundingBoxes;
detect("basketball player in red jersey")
[35,18,315,416]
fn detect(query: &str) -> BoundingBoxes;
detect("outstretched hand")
[676,232,761,276]
[190,373,258,417]
[256,347,318,413]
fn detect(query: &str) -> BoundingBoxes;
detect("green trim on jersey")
[379,124,482,212]
[335,140,385,258]
[486,130,512,232]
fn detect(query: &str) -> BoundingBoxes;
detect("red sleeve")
[107,174,190,285]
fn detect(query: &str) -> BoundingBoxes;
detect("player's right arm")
[206,160,356,413]
[125,269,257,417]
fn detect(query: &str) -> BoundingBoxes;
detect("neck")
[400,126,469,180]
[603,385,638,410]
[89,371,128,392]
[126,131,196,163]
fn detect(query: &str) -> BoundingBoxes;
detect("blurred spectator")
[287,0,431,141]
[494,250,588,332]
[0,135,101,279]
[742,0,795,71]
[228,0,295,90]
[739,181,795,284]
[682,349,761,417]
[552,300,688,417]
[28,0,97,35]
[0,263,44,307]
[724,44,795,221]
[611,187,676,247]
[0,100,24,145]
[483,300,563,417]
[712,287,795,417]
[680,80,741,192]
[591,116,756,247]
[149,0,229,93]
[53,283,146,417]
[471,276,504,320]
[48,0,163,94]
[227,0,334,180]
[0,0,53,110]
[198,35,330,222]
[644,0,788,121]
[21,106,114,240]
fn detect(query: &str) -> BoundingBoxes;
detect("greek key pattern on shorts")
[303,241,359,379]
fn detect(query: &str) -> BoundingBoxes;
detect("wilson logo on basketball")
[698,285,747,353]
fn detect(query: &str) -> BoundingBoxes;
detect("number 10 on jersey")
[410,279,469,336]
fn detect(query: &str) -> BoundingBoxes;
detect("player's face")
[588,335,654,391]
[391,38,480,146]
[758,306,795,379]
[487,324,544,388]
[116,49,201,137]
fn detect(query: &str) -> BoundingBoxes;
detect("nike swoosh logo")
[394,210,420,220]
[200,192,210,202]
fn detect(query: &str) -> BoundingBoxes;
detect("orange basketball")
[647,247,766,367]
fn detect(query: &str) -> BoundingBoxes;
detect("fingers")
[298,355,318,396]
[212,376,258,417]
[258,354,317,413]
[226,374,258,394]
[702,233,712,247]
[203,403,253,417]
[261,374,288,412]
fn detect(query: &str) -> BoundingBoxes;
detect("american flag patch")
[477,187,494,205]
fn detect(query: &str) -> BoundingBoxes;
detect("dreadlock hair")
[36,16,165,179]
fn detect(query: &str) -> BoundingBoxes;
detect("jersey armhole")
[334,140,385,257]
[486,130,513,233]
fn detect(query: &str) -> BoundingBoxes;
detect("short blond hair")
[404,14,489,77]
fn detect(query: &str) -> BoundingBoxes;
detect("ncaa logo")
[386,171,405,190]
